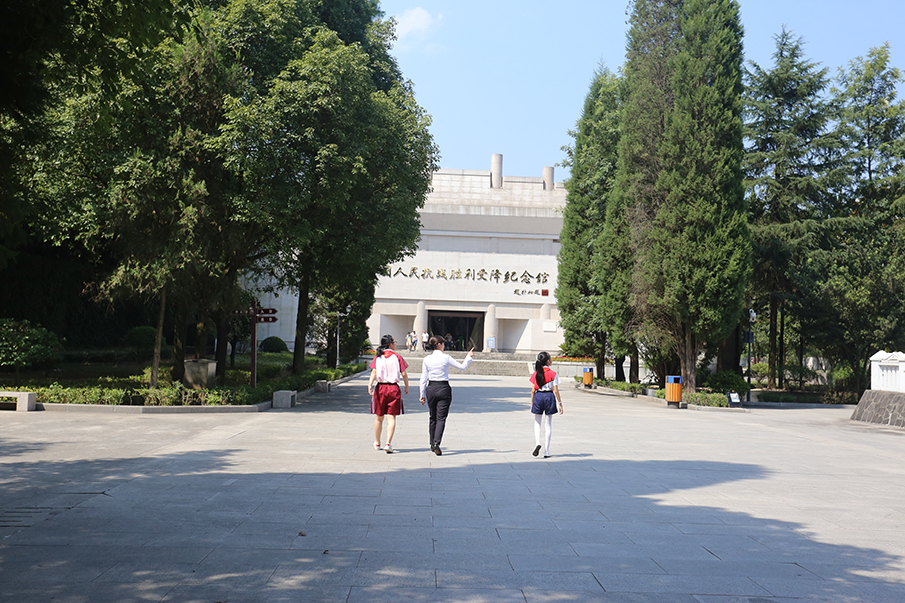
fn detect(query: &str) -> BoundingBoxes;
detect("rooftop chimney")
[490,154,503,188]
[543,166,554,191]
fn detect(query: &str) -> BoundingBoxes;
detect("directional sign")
[256,316,278,323]
[256,308,277,315]
[232,309,255,316]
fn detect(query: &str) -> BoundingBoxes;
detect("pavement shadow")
[1,446,904,602]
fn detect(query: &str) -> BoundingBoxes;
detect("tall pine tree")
[617,0,748,391]
[557,67,621,376]
[744,29,833,388]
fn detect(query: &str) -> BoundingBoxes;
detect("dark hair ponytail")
[535,351,551,387]
[376,334,395,355]
[428,335,444,350]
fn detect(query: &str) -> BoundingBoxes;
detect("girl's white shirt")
[419,350,473,399]
[374,353,403,384]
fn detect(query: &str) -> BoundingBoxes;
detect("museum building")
[367,154,566,353]
[254,154,567,354]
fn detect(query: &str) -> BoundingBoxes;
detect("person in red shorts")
[367,334,409,453]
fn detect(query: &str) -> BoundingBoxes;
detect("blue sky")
[377,0,905,180]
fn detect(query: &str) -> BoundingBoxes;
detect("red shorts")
[372,383,404,416]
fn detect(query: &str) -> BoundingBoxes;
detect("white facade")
[871,351,905,393]
[368,154,566,353]
[253,154,567,354]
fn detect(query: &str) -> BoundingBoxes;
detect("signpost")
[233,302,278,388]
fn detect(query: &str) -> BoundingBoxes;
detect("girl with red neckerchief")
[367,334,409,453]
[529,351,563,458]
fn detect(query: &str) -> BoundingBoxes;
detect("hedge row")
[31,363,367,406]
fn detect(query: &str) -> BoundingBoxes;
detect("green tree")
[617,0,748,392]
[0,318,62,386]
[614,0,682,385]
[557,67,621,375]
[31,8,259,385]
[646,0,749,392]
[743,29,834,388]
[218,11,435,374]
[0,0,192,270]
[791,44,905,392]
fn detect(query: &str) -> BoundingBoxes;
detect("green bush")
[123,326,157,350]
[259,336,289,353]
[595,379,643,394]
[0,319,63,375]
[750,362,769,381]
[702,371,749,395]
[684,392,729,407]
[821,391,858,405]
[784,363,818,385]
[29,361,368,407]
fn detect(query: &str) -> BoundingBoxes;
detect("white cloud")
[394,7,443,44]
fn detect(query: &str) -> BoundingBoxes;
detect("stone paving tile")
[525,590,698,603]
[436,568,603,591]
[509,552,666,575]
[348,586,527,603]
[595,573,772,597]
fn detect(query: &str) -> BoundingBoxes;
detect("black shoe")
[532,445,541,457]
[434,446,442,456]
[544,455,551,459]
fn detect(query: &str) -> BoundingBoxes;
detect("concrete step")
[400,356,533,377]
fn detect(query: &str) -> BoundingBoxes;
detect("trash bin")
[665,375,682,405]
[583,367,594,388]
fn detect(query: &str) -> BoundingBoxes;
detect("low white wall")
[871,351,905,393]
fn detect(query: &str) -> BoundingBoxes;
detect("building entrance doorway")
[428,311,484,352]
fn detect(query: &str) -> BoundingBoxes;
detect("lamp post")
[336,305,351,369]
[747,308,757,403]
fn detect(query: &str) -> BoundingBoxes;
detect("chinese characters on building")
[391,266,549,285]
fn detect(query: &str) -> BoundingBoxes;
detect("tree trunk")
[778,301,785,389]
[170,300,187,383]
[195,311,209,359]
[716,325,741,375]
[292,265,312,374]
[151,285,166,389]
[614,355,626,382]
[215,314,229,385]
[630,348,640,383]
[595,333,606,383]
[767,296,778,389]
[681,324,697,393]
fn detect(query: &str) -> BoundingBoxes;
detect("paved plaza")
[2,373,905,602]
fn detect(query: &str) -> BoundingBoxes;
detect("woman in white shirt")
[367,335,409,453]
[419,336,474,455]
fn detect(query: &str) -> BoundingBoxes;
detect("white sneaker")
[374,442,381,450]
[384,443,394,454]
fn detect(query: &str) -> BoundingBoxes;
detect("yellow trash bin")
[583,367,594,388]
[665,375,682,404]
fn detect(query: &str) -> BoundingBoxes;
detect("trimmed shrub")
[684,392,729,407]
[259,336,289,353]
[703,371,749,395]
[124,326,157,350]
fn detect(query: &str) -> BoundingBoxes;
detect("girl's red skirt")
[372,383,404,416]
